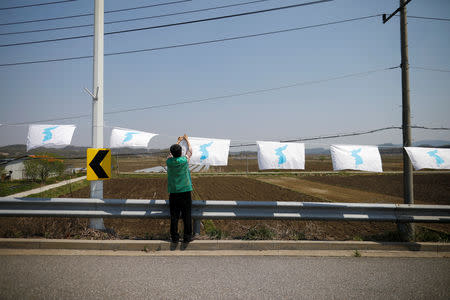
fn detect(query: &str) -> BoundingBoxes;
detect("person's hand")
[183,134,188,139]
[177,136,183,142]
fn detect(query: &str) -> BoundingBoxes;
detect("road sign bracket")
[84,87,99,101]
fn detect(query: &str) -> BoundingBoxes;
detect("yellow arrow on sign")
[87,148,111,181]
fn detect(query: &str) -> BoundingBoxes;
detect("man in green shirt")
[166,134,193,243]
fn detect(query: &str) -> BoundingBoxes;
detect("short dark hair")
[170,144,182,158]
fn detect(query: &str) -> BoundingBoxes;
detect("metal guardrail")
[1,197,449,234]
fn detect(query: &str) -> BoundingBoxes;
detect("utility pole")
[90,0,105,230]
[383,0,414,241]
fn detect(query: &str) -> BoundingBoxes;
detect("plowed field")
[259,174,450,205]
[303,173,450,205]
[66,177,320,202]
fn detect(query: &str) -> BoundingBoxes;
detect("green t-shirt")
[166,156,193,193]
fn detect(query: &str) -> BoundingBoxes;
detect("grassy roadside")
[26,178,90,198]
[0,173,86,197]
[0,181,39,197]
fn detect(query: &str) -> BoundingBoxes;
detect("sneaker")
[183,235,196,243]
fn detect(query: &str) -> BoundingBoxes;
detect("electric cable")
[103,66,397,116]
[411,66,450,73]
[0,0,276,36]
[1,10,446,37]
[408,15,450,22]
[0,0,75,11]
[0,0,332,48]
[0,0,192,26]
[229,126,450,147]
[1,65,398,126]
[0,14,380,67]
[231,127,402,147]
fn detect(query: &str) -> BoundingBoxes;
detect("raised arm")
[183,134,193,160]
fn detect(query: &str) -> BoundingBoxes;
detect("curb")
[0,238,449,253]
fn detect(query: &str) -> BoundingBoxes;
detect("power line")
[0,14,380,67]
[230,126,450,147]
[0,0,75,11]
[411,66,450,73]
[411,126,450,130]
[0,55,92,67]
[0,0,332,48]
[0,0,192,26]
[1,66,397,126]
[231,127,399,147]
[106,0,191,14]
[104,66,397,116]
[108,0,332,36]
[0,24,89,37]
[408,15,450,22]
[0,0,276,36]
[104,0,278,25]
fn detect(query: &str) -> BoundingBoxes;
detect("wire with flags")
[1,123,449,172]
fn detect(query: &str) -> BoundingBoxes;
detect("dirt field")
[259,174,450,205]
[2,174,448,241]
[300,173,450,205]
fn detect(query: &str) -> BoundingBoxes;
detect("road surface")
[1,254,449,299]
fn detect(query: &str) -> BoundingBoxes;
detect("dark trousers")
[169,191,192,241]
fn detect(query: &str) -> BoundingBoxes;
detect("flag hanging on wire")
[257,141,305,170]
[26,124,76,151]
[180,137,230,166]
[110,127,158,148]
[405,147,450,170]
[330,144,382,172]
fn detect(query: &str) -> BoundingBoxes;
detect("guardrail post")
[193,219,201,236]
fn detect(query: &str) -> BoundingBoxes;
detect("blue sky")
[0,0,449,150]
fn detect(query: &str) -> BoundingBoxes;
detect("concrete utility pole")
[398,0,414,241]
[383,0,414,241]
[90,0,105,230]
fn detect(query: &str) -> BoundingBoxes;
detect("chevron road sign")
[87,148,111,180]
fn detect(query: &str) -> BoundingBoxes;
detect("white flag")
[110,127,157,148]
[180,137,230,166]
[257,141,305,170]
[26,124,76,151]
[405,147,450,170]
[330,144,383,172]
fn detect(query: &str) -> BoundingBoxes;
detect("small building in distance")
[3,158,26,180]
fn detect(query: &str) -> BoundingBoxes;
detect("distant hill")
[413,140,450,147]
[378,140,450,154]
[306,148,330,155]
